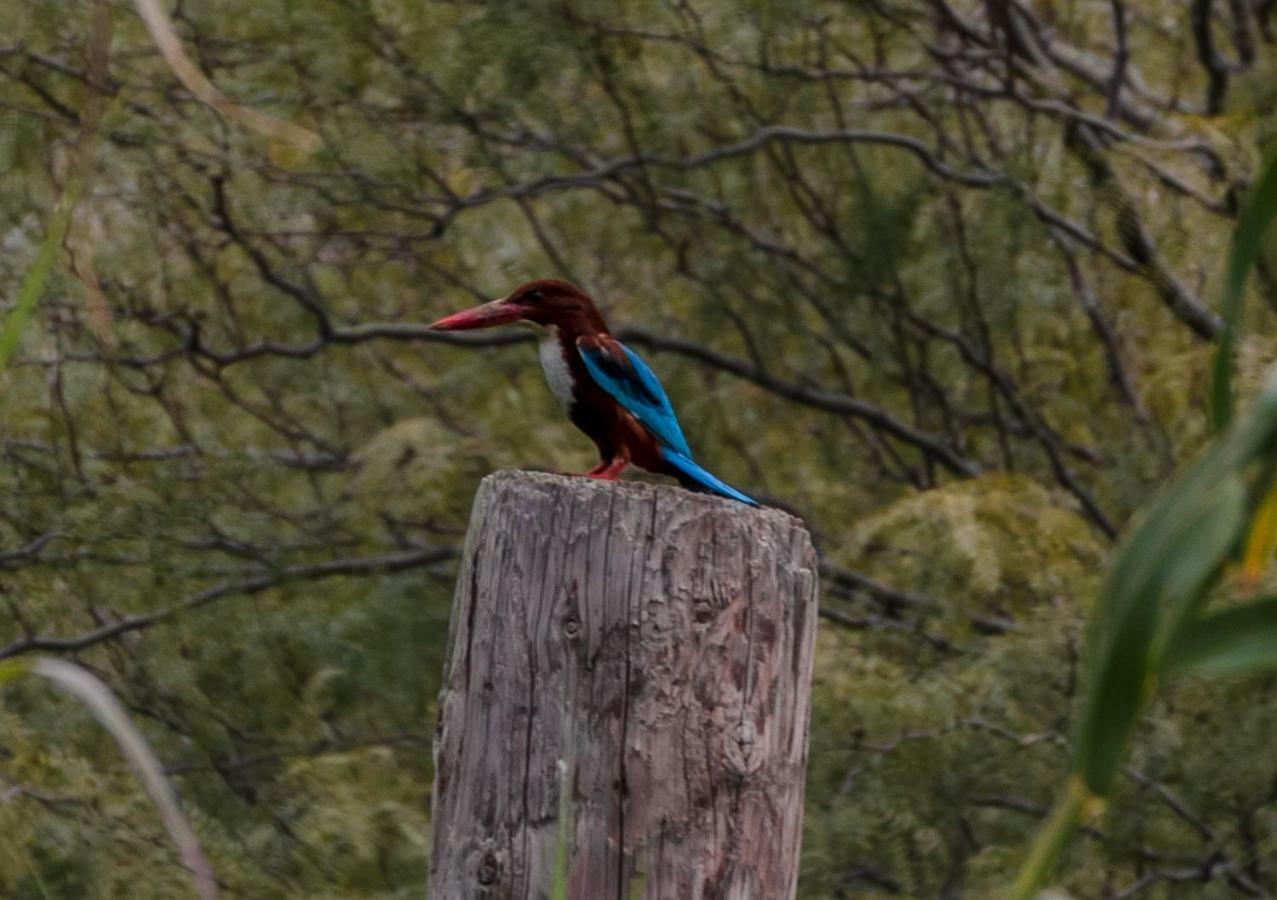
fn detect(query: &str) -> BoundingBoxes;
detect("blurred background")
[1,1,1275,896]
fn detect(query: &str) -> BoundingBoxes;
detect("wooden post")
[427,471,818,899]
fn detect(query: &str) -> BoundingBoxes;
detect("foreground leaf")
[1210,140,1277,433]
[1158,475,1247,650]
[0,195,77,369]
[0,0,111,370]
[1006,777,1096,900]
[1164,597,1277,679]
[551,758,571,900]
[1077,474,1246,795]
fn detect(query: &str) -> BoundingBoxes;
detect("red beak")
[429,298,525,331]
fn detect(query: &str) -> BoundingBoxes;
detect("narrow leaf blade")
[1210,140,1277,433]
[0,198,76,370]
[1077,476,1245,793]
[1165,597,1277,679]
[28,659,219,899]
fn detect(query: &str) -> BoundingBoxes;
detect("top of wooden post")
[470,468,803,531]
[431,469,819,899]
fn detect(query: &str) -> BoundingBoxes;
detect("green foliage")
[1211,142,1277,432]
[0,183,80,369]
[1165,595,1277,678]
[1011,204,1277,898]
[550,760,571,900]
[0,1,1274,898]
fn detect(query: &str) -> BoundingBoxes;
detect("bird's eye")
[524,290,544,304]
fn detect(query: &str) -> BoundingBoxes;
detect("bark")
[427,471,819,900]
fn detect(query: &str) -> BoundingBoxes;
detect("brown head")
[429,279,609,334]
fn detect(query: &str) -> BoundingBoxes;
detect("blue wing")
[576,337,693,457]
[577,335,759,506]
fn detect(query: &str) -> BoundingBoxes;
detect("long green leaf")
[1210,140,1277,433]
[1156,474,1247,653]
[550,758,571,900]
[1164,597,1277,679]
[1103,381,1275,626]
[1006,777,1091,900]
[1024,367,1277,894]
[0,0,112,371]
[0,194,78,370]
[1077,466,1249,794]
[1075,579,1157,795]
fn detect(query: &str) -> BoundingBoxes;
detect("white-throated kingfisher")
[430,279,758,506]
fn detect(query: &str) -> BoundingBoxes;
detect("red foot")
[557,461,615,478]
[583,457,628,480]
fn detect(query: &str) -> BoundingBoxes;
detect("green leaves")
[1073,470,1248,797]
[1012,368,1277,898]
[0,191,78,370]
[0,0,111,371]
[1011,201,1277,896]
[1210,140,1277,433]
[550,759,572,900]
[1007,777,1093,900]
[1158,475,1247,647]
[1164,597,1277,679]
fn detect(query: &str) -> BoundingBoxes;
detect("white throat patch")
[538,327,575,412]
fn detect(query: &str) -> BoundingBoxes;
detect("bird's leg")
[586,456,628,481]
[565,458,624,477]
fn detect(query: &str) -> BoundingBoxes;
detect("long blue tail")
[660,449,759,507]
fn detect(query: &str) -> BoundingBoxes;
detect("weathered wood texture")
[427,471,819,900]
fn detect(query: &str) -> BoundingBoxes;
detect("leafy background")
[1,0,1276,897]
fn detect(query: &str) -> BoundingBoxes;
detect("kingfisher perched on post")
[430,279,758,506]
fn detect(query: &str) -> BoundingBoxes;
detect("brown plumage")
[430,279,758,506]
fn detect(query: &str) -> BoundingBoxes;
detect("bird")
[429,279,758,506]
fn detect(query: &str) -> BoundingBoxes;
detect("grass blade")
[0,196,77,370]
[1006,777,1094,900]
[1157,474,1247,650]
[1164,597,1277,679]
[24,659,219,899]
[133,0,320,157]
[550,758,572,900]
[1210,140,1277,433]
[0,0,112,371]
[1076,473,1245,794]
